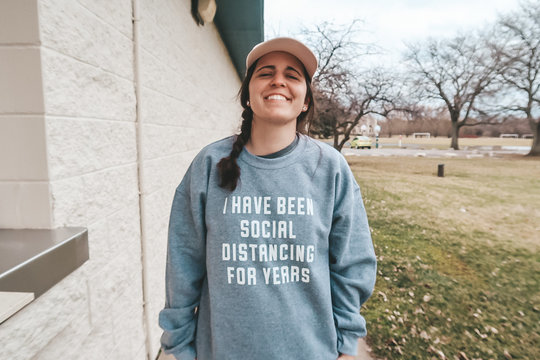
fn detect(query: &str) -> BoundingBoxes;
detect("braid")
[217,109,252,191]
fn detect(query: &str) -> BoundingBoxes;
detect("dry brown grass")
[348,156,540,251]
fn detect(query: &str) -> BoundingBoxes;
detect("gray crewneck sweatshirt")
[159,134,376,360]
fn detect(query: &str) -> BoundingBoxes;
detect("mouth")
[264,94,290,101]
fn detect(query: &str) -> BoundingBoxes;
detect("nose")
[271,72,286,87]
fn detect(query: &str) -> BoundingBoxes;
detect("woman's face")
[248,51,308,127]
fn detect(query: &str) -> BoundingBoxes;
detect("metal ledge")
[0,227,88,299]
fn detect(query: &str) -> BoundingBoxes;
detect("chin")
[256,112,301,125]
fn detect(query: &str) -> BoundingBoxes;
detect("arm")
[158,166,207,360]
[329,164,377,357]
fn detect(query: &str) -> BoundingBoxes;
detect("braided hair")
[217,59,315,191]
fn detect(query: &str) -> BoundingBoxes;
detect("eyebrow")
[255,65,303,76]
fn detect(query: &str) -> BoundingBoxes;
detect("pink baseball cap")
[245,37,318,80]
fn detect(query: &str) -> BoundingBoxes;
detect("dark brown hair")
[217,59,315,191]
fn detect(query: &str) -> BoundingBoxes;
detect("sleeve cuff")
[337,331,360,356]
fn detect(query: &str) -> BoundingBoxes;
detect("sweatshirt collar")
[239,134,307,169]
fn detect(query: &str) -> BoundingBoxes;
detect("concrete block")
[0,268,88,360]
[33,310,92,360]
[141,124,202,160]
[77,315,115,360]
[0,48,44,113]
[46,117,137,180]
[101,250,144,359]
[84,218,112,274]
[0,0,40,44]
[111,293,145,359]
[39,0,134,79]
[49,164,138,227]
[141,152,195,195]
[139,48,188,101]
[140,87,202,127]
[0,181,52,229]
[82,165,139,225]
[48,175,87,227]
[107,203,141,258]
[0,116,48,180]
[86,251,138,329]
[142,187,174,240]
[77,0,133,39]
[41,49,135,121]
[134,345,149,360]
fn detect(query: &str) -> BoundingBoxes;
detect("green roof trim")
[214,0,264,79]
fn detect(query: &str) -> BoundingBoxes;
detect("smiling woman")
[158,37,377,360]
[247,51,308,130]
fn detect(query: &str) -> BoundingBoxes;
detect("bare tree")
[302,21,400,151]
[405,32,506,150]
[494,0,540,156]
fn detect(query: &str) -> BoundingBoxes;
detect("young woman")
[159,38,376,360]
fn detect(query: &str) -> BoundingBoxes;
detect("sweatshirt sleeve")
[329,160,377,356]
[158,162,207,360]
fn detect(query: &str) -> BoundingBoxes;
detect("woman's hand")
[337,354,355,360]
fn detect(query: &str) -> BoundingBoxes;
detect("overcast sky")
[265,0,522,66]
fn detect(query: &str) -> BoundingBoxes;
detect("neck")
[246,118,297,156]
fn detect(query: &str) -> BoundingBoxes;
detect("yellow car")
[350,136,372,149]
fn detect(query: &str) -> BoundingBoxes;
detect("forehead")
[255,51,305,72]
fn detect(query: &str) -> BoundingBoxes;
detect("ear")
[302,99,310,112]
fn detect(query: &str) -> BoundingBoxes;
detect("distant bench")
[500,134,518,138]
[412,132,430,138]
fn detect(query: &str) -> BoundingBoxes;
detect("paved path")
[342,146,530,158]
[355,338,376,360]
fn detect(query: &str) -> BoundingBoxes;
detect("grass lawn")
[348,156,540,359]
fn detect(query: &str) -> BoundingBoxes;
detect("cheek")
[295,86,308,103]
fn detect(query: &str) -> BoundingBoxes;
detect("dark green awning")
[214,0,264,79]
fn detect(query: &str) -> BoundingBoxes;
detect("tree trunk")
[337,126,355,152]
[336,133,347,152]
[333,119,339,149]
[450,120,460,150]
[527,120,540,157]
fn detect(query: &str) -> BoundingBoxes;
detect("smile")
[265,94,290,101]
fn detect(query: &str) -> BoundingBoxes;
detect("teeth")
[267,94,287,101]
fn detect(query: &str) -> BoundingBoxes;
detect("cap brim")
[246,37,318,80]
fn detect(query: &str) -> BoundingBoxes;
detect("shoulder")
[190,136,235,168]
[301,135,351,170]
[301,135,359,190]
[197,136,235,160]
[179,136,234,185]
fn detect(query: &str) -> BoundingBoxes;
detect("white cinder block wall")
[0,0,241,358]
[136,0,240,355]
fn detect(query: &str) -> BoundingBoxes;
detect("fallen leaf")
[474,328,488,339]
[428,345,446,359]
